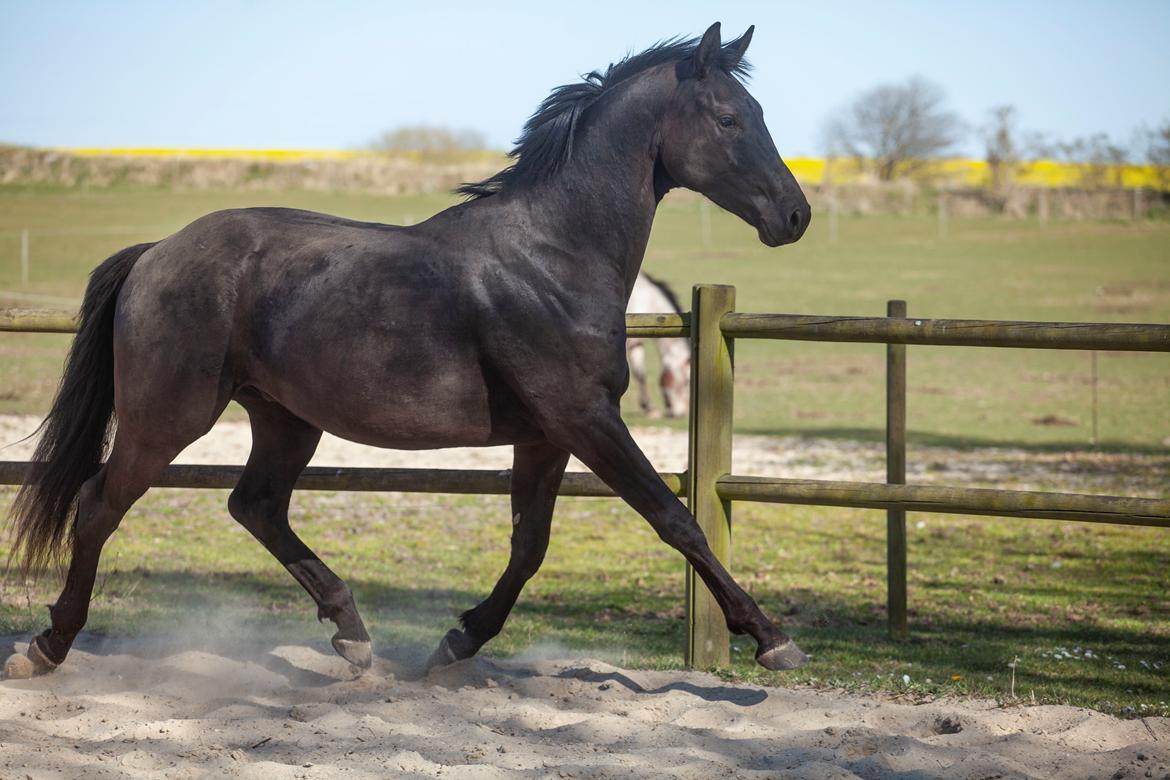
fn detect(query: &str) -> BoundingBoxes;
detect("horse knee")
[649,508,709,553]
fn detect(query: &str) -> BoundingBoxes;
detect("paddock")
[3,638,1167,779]
[3,292,1167,667]
[3,283,1169,778]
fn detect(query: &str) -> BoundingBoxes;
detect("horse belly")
[261,341,502,449]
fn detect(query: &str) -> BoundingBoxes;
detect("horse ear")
[723,25,754,69]
[694,22,722,78]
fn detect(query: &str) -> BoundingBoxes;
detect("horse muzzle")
[757,199,811,247]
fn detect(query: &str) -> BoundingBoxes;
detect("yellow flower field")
[62,148,1164,189]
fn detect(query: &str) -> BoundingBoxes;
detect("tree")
[823,76,963,181]
[1143,118,1170,191]
[370,125,488,158]
[1052,133,1129,189]
[981,105,1020,193]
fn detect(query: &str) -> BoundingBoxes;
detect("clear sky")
[2,0,1168,157]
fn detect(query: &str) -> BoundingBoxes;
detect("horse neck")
[522,69,674,290]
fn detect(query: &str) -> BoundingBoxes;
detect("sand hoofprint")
[1,634,1167,780]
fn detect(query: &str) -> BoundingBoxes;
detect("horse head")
[658,23,811,247]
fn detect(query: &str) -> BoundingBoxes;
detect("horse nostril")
[788,208,803,233]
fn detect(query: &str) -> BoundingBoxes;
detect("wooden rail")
[0,462,686,498]
[0,308,78,333]
[2,295,1167,666]
[624,312,689,338]
[721,312,1170,351]
[715,476,1170,528]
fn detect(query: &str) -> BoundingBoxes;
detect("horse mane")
[457,34,752,200]
[641,272,684,314]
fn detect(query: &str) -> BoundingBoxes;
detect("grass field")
[2,185,1168,448]
[0,184,1167,715]
[0,487,1166,718]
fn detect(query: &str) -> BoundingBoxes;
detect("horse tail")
[10,242,155,573]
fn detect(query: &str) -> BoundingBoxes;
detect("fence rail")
[0,308,78,332]
[2,296,1167,668]
[714,476,1170,528]
[721,313,1170,351]
[0,461,685,498]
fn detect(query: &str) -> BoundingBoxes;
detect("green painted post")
[886,299,909,640]
[686,284,735,668]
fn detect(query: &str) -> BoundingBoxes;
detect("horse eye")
[718,115,737,128]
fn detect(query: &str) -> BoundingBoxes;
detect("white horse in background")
[626,272,691,419]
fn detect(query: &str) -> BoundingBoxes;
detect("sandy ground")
[0,634,1166,780]
[3,416,1168,778]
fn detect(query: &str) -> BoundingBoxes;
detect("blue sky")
[2,0,1168,157]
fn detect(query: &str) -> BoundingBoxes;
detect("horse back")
[113,208,507,444]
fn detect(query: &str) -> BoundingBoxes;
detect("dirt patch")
[1,634,1165,779]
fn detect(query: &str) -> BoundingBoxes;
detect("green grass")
[0,486,1166,717]
[2,184,1168,447]
[640,199,1170,449]
[0,184,1168,716]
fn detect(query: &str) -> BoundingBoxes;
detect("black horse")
[7,22,810,679]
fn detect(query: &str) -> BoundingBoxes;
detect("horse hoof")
[331,636,372,670]
[756,639,809,671]
[425,629,475,672]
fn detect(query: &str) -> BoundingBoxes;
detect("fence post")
[699,200,713,250]
[886,299,908,640]
[1090,350,1099,446]
[686,284,735,668]
[20,229,29,288]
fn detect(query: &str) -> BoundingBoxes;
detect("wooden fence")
[2,288,1169,668]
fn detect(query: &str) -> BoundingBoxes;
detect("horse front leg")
[551,403,807,671]
[427,441,569,669]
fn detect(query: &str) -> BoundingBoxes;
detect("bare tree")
[981,105,1020,194]
[824,76,963,181]
[1143,118,1170,191]
[1052,133,1129,189]
[370,125,488,158]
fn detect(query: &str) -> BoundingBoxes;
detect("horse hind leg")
[427,442,569,669]
[6,430,192,678]
[227,397,371,669]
